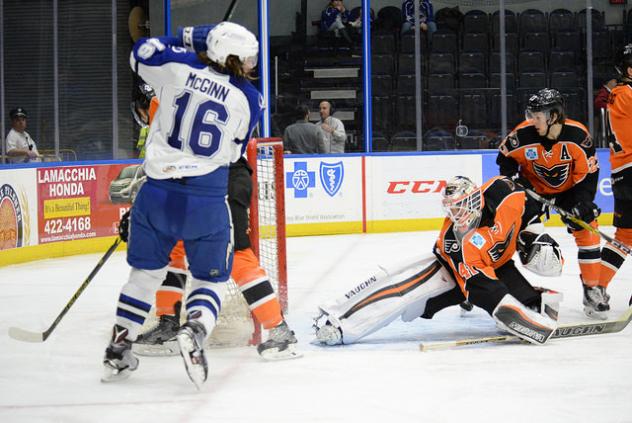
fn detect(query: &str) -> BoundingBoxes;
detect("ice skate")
[133,313,180,356]
[583,284,609,320]
[257,321,301,360]
[101,325,139,383]
[177,321,208,390]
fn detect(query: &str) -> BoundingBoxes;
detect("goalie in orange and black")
[496,88,607,319]
[314,176,564,346]
[599,44,632,304]
[132,157,301,360]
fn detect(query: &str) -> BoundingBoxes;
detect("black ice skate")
[133,302,181,356]
[177,320,208,390]
[257,321,302,360]
[583,284,610,320]
[101,324,139,383]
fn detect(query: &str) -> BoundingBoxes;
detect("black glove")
[119,210,130,242]
[567,201,601,229]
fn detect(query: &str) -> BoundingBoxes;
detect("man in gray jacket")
[283,105,326,154]
[317,101,346,153]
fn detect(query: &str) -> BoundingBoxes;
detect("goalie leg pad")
[493,294,557,345]
[314,255,456,345]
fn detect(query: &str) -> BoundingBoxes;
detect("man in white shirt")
[317,101,346,153]
[5,107,41,163]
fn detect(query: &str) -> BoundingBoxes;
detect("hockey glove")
[568,201,601,229]
[177,25,215,53]
[119,210,130,243]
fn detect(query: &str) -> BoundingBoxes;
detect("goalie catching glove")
[517,230,563,277]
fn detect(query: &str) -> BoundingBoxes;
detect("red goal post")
[246,137,288,344]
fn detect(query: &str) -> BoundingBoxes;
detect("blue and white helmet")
[206,22,259,68]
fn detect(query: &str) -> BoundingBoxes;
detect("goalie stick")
[8,237,122,343]
[419,306,632,351]
[524,187,631,256]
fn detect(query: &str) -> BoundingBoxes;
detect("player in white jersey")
[101,22,263,389]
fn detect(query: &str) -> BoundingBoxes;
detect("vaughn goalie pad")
[315,254,456,344]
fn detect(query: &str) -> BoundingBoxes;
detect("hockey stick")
[419,306,632,351]
[524,187,632,255]
[8,237,122,343]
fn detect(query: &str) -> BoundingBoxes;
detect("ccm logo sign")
[387,180,447,194]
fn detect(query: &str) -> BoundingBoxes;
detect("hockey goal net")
[208,137,287,346]
[139,138,287,348]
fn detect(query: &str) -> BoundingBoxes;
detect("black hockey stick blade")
[8,237,122,343]
[419,306,632,351]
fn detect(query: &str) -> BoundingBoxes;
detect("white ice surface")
[0,227,631,423]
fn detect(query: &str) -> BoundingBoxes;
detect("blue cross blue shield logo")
[286,161,316,198]
[319,161,344,197]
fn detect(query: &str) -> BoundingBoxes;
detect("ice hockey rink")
[1,227,630,423]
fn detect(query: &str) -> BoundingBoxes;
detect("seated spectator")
[401,0,436,37]
[5,107,41,163]
[321,0,360,44]
[317,101,346,153]
[283,105,326,154]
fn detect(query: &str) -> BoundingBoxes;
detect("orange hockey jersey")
[434,177,528,294]
[607,82,632,173]
[497,119,598,196]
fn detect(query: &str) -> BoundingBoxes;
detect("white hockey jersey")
[130,37,264,179]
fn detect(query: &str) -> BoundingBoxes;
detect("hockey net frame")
[138,138,287,348]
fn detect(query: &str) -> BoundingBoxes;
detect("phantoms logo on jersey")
[320,161,344,197]
[0,184,25,250]
[532,162,571,188]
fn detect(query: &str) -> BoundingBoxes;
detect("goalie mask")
[517,231,564,277]
[442,176,483,237]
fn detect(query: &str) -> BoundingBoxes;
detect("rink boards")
[0,150,615,264]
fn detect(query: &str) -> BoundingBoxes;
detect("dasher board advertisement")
[36,164,139,244]
[0,168,38,250]
[366,154,483,221]
[284,157,362,227]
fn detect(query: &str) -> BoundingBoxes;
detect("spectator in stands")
[283,105,326,154]
[321,0,360,44]
[317,101,346,153]
[5,107,41,164]
[401,0,436,37]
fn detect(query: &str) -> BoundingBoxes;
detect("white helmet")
[206,22,259,69]
[442,176,483,236]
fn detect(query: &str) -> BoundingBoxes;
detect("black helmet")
[526,88,565,124]
[615,44,632,80]
[136,83,156,109]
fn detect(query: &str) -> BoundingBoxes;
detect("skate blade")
[583,307,608,321]
[259,344,303,361]
[132,341,179,357]
[177,332,207,390]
